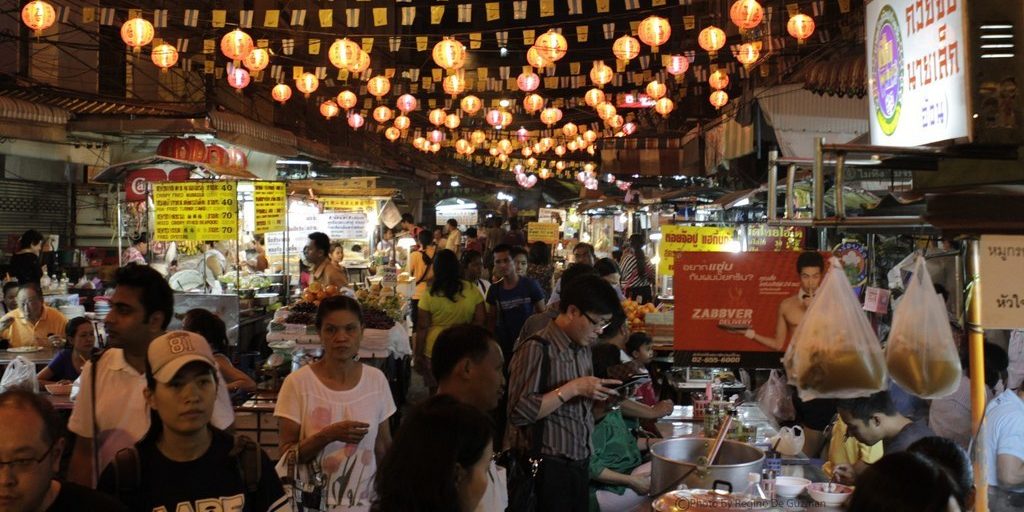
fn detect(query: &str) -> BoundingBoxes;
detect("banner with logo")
[673,251,803,367]
[657,225,737,275]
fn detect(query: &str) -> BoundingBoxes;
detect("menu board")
[323,212,368,240]
[321,197,376,213]
[253,182,286,234]
[657,225,737,275]
[979,235,1024,329]
[527,222,560,244]
[746,225,804,252]
[153,182,237,241]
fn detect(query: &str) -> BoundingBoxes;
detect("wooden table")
[44,393,75,410]
[0,347,58,367]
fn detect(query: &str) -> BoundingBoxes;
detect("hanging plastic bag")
[886,254,961,398]
[0,356,39,394]
[756,369,795,422]
[784,257,887,400]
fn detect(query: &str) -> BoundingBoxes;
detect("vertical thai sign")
[253,182,286,235]
[866,0,968,145]
[979,235,1024,329]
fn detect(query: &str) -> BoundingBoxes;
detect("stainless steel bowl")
[650,438,765,496]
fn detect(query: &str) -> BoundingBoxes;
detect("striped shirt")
[506,321,594,461]
[620,248,654,290]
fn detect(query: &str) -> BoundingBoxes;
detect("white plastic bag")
[0,356,39,394]
[756,369,795,422]
[784,257,887,400]
[886,254,961,398]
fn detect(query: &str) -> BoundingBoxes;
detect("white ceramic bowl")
[774,476,811,498]
[806,482,853,506]
[45,383,73,396]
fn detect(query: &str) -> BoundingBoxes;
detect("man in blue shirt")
[486,244,545,363]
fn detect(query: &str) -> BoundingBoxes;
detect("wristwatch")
[556,388,567,404]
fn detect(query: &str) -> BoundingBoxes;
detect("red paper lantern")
[348,112,365,130]
[121,17,155,53]
[698,26,726,54]
[460,95,482,116]
[320,100,340,119]
[396,94,418,113]
[443,73,466,97]
[367,76,391,99]
[432,37,467,70]
[21,0,55,35]
[646,80,667,100]
[729,0,764,30]
[428,108,447,127]
[295,72,319,97]
[535,30,568,63]
[347,49,371,74]
[337,90,358,110]
[151,43,178,73]
[638,16,671,51]
[735,43,760,65]
[444,113,462,130]
[373,106,394,124]
[590,61,614,87]
[788,14,816,42]
[206,144,229,168]
[220,28,253,63]
[394,115,411,131]
[328,38,361,69]
[226,66,250,92]
[585,88,606,107]
[654,97,675,117]
[517,72,541,92]
[242,48,270,72]
[523,94,545,114]
[709,70,730,90]
[486,109,503,127]
[710,90,730,109]
[385,127,401,141]
[612,35,641,62]
[526,46,551,69]
[665,54,690,76]
[271,84,292,104]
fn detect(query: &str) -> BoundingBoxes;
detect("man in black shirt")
[0,389,125,512]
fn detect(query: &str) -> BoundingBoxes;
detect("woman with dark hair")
[620,234,655,303]
[121,232,149,266]
[374,395,493,512]
[848,451,962,512]
[37,317,95,385]
[464,227,484,254]
[275,296,396,511]
[10,229,44,285]
[460,250,490,298]
[181,308,257,393]
[415,249,485,387]
[527,241,555,300]
[908,437,974,510]
[97,331,286,511]
[410,229,437,332]
[595,257,627,301]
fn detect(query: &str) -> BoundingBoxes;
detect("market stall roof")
[695,188,761,211]
[286,179,397,199]
[91,156,258,183]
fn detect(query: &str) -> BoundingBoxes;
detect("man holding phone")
[506,274,625,512]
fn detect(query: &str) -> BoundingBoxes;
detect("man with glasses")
[505,274,624,511]
[0,283,66,349]
[0,389,125,511]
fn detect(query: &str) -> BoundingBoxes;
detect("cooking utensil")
[650,438,765,496]
[706,410,735,465]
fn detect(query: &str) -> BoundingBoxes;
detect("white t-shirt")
[475,461,508,512]
[274,364,396,511]
[68,348,235,473]
[983,389,1024,487]
[1008,329,1024,391]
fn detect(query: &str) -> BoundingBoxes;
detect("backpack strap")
[88,348,107,484]
[112,446,141,508]
[229,434,263,494]
[415,250,432,285]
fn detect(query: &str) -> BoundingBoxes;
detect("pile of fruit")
[356,284,405,330]
[622,299,658,331]
[300,282,341,305]
[284,301,317,325]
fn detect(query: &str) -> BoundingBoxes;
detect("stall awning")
[0,96,70,143]
[758,83,868,158]
[90,156,258,183]
[209,111,298,158]
[696,188,761,211]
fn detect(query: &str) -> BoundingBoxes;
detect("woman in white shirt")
[199,241,227,293]
[275,296,396,511]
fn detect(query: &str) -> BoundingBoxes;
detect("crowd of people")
[1,218,1023,512]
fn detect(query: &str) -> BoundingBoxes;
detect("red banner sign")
[673,252,803,364]
[125,167,190,202]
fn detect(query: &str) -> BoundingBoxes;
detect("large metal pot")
[650,438,765,496]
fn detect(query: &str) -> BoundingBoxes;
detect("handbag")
[500,336,551,512]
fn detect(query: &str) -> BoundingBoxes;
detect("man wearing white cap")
[98,331,286,511]
[67,265,234,487]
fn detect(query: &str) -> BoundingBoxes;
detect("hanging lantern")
[539,168,552,180]
[442,73,466,97]
[348,112,366,129]
[638,16,671,51]
[367,76,391,99]
[596,102,617,120]
[584,130,598,143]
[396,94,418,113]
[295,72,319,97]
[622,122,637,136]
[226,66,251,92]
[590,61,614,87]
[584,88,606,108]
[471,130,487,145]
[535,30,568,62]
[413,137,426,149]
[428,129,445,144]
[394,115,411,131]
[654,97,675,117]
[540,108,562,127]
[432,37,467,70]
[612,35,641,62]
[729,0,764,30]
[348,50,371,74]
[517,72,541,92]
[486,109,503,127]
[527,156,538,167]
[646,80,667,100]
[556,161,567,171]
[121,17,155,53]
[562,122,579,138]
[554,145,566,157]
[498,153,509,162]
[328,38,361,69]
[385,127,401,141]
[665,54,690,77]
[709,90,730,109]
[523,93,545,114]
[521,147,533,157]
[455,139,474,155]
[698,26,727,55]
[489,147,500,157]
[22,1,56,36]
[430,143,441,153]
[497,139,513,154]
[242,48,270,72]
[500,111,513,128]
[151,43,178,72]
[320,100,341,119]
[526,46,551,69]
[373,106,394,123]
[735,43,760,66]
[709,69,730,90]
[337,90,358,110]
[271,83,292,104]
[428,108,447,127]
[444,113,462,130]
[460,95,482,116]
[787,14,816,42]
[607,115,624,129]
[541,137,555,150]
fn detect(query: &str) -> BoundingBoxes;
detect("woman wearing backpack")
[409,229,436,332]
[98,331,287,511]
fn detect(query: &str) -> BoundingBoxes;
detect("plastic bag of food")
[886,254,961,398]
[756,369,795,422]
[0,356,39,394]
[784,257,887,400]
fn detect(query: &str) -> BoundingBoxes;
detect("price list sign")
[253,182,286,234]
[153,181,238,241]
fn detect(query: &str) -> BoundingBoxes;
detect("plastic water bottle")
[745,472,767,500]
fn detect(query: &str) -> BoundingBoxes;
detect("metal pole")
[116,183,123,263]
[767,150,778,221]
[785,164,797,220]
[235,182,241,293]
[966,239,988,512]
[284,193,290,303]
[812,137,825,220]
[834,152,846,220]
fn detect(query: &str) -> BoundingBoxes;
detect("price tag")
[153,182,237,241]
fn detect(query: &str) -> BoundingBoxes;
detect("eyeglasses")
[0,443,55,474]
[581,311,612,333]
